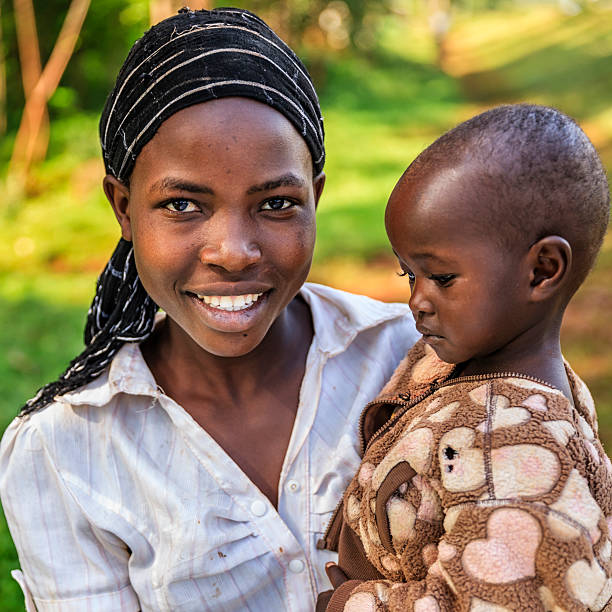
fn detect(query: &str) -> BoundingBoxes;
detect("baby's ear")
[527,236,572,301]
[103,175,132,242]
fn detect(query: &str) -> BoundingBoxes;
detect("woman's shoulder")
[0,387,103,473]
[1,343,159,470]
[301,283,418,361]
[0,400,78,504]
[302,282,409,314]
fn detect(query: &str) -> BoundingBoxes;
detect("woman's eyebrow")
[247,173,306,194]
[150,176,215,195]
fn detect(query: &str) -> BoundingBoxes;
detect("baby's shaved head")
[402,104,609,294]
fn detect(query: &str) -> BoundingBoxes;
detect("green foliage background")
[1,1,611,609]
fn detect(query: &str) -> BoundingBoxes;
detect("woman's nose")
[199,214,261,272]
[408,278,434,318]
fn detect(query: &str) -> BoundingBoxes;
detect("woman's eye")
[163,199,198,213]
[430,274,456,287]
[261,198,294,211]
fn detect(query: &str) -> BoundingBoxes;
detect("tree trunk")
[0,1,6,135]
[426,0,452,68]
[8,0,91,194]
[12,0,49,160]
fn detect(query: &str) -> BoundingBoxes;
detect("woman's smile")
[185,289,271,333]
[193,291,264,311]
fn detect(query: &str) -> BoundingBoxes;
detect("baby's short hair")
[406,104,610,294]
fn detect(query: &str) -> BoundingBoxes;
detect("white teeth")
[196,293,263,311]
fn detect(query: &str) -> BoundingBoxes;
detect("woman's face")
[106,98,324,357]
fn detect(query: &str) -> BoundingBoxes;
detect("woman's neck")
[141,295,313,406]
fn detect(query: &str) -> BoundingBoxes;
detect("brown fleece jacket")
[319,340,612,612]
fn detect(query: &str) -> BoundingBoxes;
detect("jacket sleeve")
[0,417,141,612]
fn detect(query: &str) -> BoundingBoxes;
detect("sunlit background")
[1,0,611,606]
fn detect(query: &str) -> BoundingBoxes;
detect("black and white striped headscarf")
[21,7,325,416]
[101,7,325,181]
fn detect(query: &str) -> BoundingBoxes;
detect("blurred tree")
[0,0,151,152]
[0,0,414,177]
[217,0,392,52]
[13,0,49,163]
[8,0,90,194]
[150,0,211,25]
[426,0,451,66]
[0,1,6,135]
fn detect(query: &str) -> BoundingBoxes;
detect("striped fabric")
[100,8,325,183]
[1,284,418,612]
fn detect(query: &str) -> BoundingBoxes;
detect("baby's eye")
[429,274,456,287]
[164,199,198,213]
[397,269,416,284]
[260,198,294,211]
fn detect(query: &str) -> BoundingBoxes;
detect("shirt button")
[289,559,305,573]
[251,500,267,517]
[287,479,300,493]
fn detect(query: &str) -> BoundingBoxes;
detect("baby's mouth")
[194,292,264,312]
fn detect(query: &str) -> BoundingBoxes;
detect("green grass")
[1,5,612,609]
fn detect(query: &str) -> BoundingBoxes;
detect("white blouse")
[0,283,418,612]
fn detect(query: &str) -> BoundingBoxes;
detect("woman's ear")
[313,171,326,210]
[103,175,132,241]
[527,236,572,301]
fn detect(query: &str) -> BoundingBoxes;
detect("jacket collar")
[359,338,596,452]
[359,339,455,449]
[372,339,455,404]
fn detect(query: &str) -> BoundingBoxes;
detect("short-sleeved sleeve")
[0,417,140,612]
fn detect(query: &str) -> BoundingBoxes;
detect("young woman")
[0,8,417,611]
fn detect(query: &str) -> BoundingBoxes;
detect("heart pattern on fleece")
[462,508,541,583]
[334,340,612,612]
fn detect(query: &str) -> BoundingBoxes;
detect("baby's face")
[385,162,533,365]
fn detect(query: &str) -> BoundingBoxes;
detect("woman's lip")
[187,290,270,331]
[192,291,264,311]
[186,284,273,296]
[185,288,272,310]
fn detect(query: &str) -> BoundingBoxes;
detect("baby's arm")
[324,379,612,611]
[0,417,140,612]
[339,501,607,610]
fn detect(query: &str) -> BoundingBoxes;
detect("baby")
[318,104,612,611]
